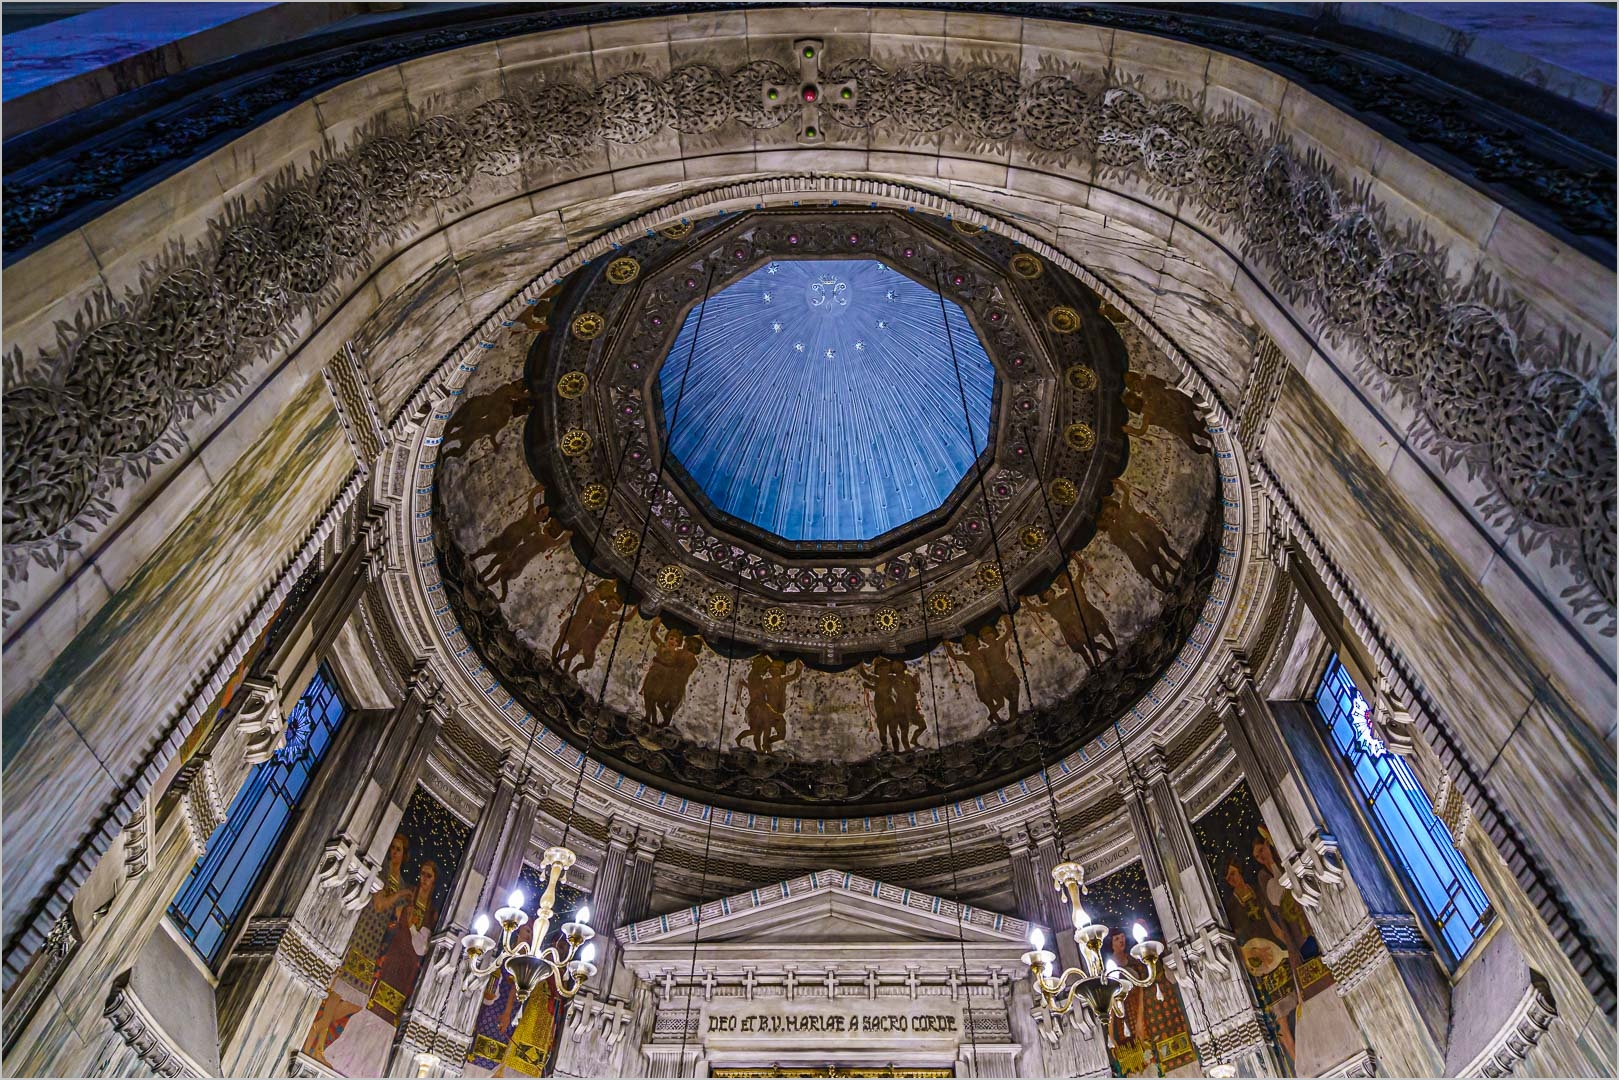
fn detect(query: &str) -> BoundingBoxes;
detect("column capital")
[1000,823,1032,854]
[607,818,636,851]
[632,829,664,859]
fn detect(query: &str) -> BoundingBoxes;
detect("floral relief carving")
[2,51,1609,633]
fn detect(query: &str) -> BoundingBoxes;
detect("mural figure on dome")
[945,621,1020,723]
[858,655,927,752]
[304,790,471,1077]
[1029,555,1116,669]
[1196,784,1353,1077]
[438,377,536,464]
[1082,863,1197,1077]
[642,621,703,727]
[737,654,803,752]
[1099,480,1184,592]
[1122,370,1212,456]
[553,579,627,676]
[472,485,572,602]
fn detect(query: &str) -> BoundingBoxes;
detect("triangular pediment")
[615,868,1032,948]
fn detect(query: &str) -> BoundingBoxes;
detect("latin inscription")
[707,1014,959,1035]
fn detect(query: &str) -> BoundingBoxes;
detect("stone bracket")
[315,835,381,910]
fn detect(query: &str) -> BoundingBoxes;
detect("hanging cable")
[930,268,1062,837]
[1015,407,1232,1073]
[558,261,718,851]
[916,576,982,1076]
[675,577,742,1077]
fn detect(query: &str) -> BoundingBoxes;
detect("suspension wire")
[675,577,742,1077]
[559,262,718,850]
[930,269,1063,837]
[916,579,982,1075]
[1015,416,1229,1069]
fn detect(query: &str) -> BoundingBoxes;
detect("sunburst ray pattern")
[659,258,995,542]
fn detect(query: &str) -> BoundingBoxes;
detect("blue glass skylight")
[659,259,995,542]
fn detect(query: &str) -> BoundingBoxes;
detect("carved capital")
[1001,824,1032,854]
[1276,831,1345,908]
[633,830,664,860]
[173,757,225,859]
[235,675,287,765]
[315,835,382,910]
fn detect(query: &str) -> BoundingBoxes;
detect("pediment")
[616,868,1032,948]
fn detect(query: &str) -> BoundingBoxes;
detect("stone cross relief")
[758,38,860,145]
[865,968,880,999]
[701,966,718,1001]
[742,966,758,1001]
[904,965,921,1000]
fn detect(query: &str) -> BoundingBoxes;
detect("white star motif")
[877,320,889,330]
[761,291,773,303]
[794,341,806,353]
[766,262,780,274]
[854,341,866,352]
[771,321,783,333]
[825,348,837,359]
[885,290,897,301]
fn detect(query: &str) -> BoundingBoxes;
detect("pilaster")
[1121,748,1275,1075]
[215,671,448,1077]
[387,772,541,1077]
[1215,656,1446,1076]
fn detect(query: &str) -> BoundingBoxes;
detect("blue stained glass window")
[169,664,348,963]
[1312,657,1493,963]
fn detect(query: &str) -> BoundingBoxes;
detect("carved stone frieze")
[5,40,1609,637]
[173,757,225,859]
[235,915,343,996]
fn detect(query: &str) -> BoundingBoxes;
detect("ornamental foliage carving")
[3,47,1610,632]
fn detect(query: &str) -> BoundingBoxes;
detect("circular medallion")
[606,257,641,285]
[656,565,685,590]
[612,527,640,556]
[560,429,593,457]
[1064,364,1097,392]
[927,592,954,617]
[978,563,1003,588]
[1048,478,1079,506]
[707,592,734,620]
[1019,524,1047,551]
[762,606,787,632]
[1010,252,1044,279]
[660,221,694,239]
[1064,422,1096,451]
[875,607,900,634]
[557,370,590,399]
[571,312,606,341]
[819,612,845,638]
[581,483,609,510]
[1046,306,1082,334]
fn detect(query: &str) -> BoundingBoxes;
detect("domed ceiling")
[433,210,1221,813]
[659,257,993,543]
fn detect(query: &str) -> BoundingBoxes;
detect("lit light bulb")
[473,913,490,937]
[576,905,591,925]
[1029,927,1046,950]
[1132,922,1148,944]
[581,942,597,964]
[508,889,525,909]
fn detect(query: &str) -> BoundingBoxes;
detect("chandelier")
[460,845,597,1020]
[1022,861,1164,1045]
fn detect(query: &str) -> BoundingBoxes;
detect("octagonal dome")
[658,258,995,543]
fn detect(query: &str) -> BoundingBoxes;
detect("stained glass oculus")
[659,259,995,542]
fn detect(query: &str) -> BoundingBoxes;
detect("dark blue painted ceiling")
[659,258,995,542]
